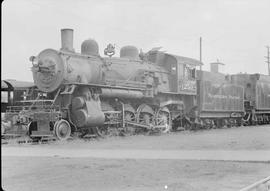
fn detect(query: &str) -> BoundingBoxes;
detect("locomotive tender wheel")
[54,119,71,141]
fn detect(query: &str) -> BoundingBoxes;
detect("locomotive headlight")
[29,56,38,66]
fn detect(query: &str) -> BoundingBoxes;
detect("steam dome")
[81,39,99,56]
[120,46,139,59]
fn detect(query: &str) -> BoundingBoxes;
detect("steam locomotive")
[2,29,270,140]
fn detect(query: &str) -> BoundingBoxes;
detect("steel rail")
[239,176,270,191]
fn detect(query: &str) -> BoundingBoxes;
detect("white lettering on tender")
[207,93,241,100]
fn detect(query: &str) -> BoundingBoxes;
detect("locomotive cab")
[144,51,201,94]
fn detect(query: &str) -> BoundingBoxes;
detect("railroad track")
[1,132,101,145]
[1,136,58,145]
[2,124,268,145]
[239,176,270,191]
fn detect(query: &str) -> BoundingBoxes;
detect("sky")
[2,0,270,82]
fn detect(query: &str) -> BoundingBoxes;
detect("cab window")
[171,66,177,75]
[185,65,196,80]
[1,91,8,103]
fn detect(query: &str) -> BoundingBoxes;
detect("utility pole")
[200,37,202,70]
[266,46,270,75]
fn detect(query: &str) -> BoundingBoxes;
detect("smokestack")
[210,61,225,73]
[60,29,74,52]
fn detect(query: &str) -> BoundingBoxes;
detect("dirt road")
[2,156,270,191]
[20,125,269,150]
[2,147,270,162]
[2,125,270,191]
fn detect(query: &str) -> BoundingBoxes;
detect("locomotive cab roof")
[144,50,203,67]
[170,54,203,66]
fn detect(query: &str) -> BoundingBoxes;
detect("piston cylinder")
[71,95,105,127]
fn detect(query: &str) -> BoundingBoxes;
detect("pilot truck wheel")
[54,119,71,141]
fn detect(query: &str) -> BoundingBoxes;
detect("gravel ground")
[2,157,270,191]
[2,125,270,191]
[2,148,270,162]
[52,125,270,150]
[4,125,267,150]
